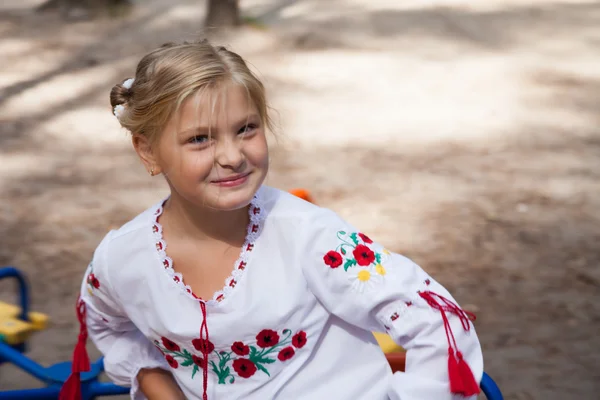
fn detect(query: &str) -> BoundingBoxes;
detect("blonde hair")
[109,40,273,144]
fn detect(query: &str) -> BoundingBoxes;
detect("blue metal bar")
[0,341,50,383]
[88,382,130,396]
[0,266,29,321]
[0,386,60,400]
[0,383,129,399]
[481,371,504,400]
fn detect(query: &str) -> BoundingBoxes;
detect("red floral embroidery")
[256,329,280,348]
[192,355,204,367]
[233,358,257,378]
[246,243,254,251]
[162,337,180,352]
[154,328,308,385]
[390,312,400,322]
[353,244,375,266]
[277,346,295,361]
[87,273,100,289]
[292,331,307,348]
[229,279,237,288]
[358,233,373,244]
[192,338,215,354]
[406,301,413,307]
[216,294,224,302]
[324,231,383,272]
[166,355,178,368]
[231,342,250,356]
[251,224,259,233]
[238,261,247,270]
[324,251,343,268]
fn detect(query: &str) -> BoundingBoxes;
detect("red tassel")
[419,291,481,396]
[59,373,82,400]
[59,298,90,400]
[456,351,480,396]
[447,348,465,394]
[72,336,90,372]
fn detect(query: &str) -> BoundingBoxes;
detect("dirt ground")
[1,0,599,399]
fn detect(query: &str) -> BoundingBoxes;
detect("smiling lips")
[211,172,250,187]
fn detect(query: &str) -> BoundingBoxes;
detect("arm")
[136,368,186,400]
[78,233,182,400]
[302,210,483,400]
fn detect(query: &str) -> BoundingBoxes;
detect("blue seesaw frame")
[0,266,503,399]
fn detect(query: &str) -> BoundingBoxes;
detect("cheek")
[172,150,215,177]
[247,134,269,167]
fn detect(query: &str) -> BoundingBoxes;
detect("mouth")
[211,172,251,187]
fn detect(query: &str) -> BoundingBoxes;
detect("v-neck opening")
[151,192,265,307]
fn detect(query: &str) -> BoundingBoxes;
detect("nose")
[214,136,245,171]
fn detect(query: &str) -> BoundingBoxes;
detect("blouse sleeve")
[301,209,484,400]
[80,232,169,400]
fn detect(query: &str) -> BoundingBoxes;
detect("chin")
[206,186,257,212]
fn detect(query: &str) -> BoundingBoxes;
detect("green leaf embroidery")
[341,248,346,255]
[223,366,233,383]
[249,346,258,359]
[349,232,359,245]
[375,253,382,264]
[219,353,230,369]
[181,358,194,367]
[344,258,357,271]
[255,362,271,377]
[191,364,199,379]
[254,356,276,365]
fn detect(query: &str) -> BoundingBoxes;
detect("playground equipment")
[0,267,128,400]
[0,190,503,399]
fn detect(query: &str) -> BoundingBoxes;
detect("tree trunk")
[205,0,240,29]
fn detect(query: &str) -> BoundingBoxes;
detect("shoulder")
[258,186,353,236]
[91,199,163,283]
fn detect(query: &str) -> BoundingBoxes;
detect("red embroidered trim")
[152,196,264,305]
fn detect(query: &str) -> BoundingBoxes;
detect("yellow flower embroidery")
[375,264,386,276]
[349,266,381,293]
[357,270,371,281]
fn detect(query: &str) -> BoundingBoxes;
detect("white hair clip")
[113,104,126,120]
[113,78,135,121]
[123,78,135,89]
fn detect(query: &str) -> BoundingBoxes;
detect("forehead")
[178,83,258,127]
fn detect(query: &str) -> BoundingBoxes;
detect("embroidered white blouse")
[78,186,483,400]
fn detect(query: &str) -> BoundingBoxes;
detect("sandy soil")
[1,0,599,399]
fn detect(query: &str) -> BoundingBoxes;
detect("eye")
[238,123,258,135]
[188,135,209,144]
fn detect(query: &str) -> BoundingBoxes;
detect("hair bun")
[110,79,134,108]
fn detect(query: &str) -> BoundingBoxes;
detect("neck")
[162,193,250,246]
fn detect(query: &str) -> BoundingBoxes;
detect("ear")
[132,134,161,176]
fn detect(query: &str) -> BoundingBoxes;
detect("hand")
[137,368,186,400]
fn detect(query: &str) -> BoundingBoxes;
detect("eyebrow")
[178,113,261,137]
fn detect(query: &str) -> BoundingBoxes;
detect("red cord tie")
[199,302,209,400]
[418,290,480,396]
[59,297,91,400]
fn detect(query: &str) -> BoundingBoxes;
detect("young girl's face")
[155,83,269,211]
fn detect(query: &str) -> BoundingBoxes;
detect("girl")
[60,40,483,400]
